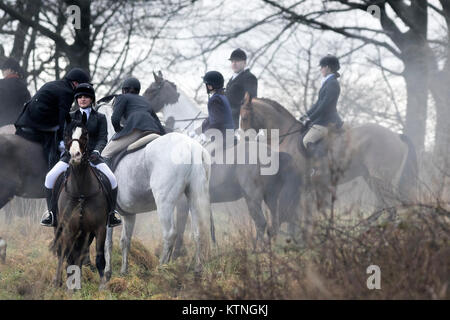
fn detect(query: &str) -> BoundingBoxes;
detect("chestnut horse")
[240,93,417,222]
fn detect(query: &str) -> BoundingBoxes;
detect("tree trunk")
[65,0,91,73]
[430,68,450,168]
[402,46,429,152]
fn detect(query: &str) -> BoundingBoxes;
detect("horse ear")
[158,70,163,79]
[65,113,72,124]
[243,92,252,107]
[153,71,159,82]
[81,112,87,125]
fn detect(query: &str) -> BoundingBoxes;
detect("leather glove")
[58,140,66,155]
[89,150,101,163]
[299,115,310,126]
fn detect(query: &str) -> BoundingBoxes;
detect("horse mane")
[255,97,297,121]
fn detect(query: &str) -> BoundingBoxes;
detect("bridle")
[240,104,305,145]
[64,127,100,203]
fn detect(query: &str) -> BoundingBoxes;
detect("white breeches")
[44,161,118,189]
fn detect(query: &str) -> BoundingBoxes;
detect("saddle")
[298,122,347,159]
[109,133,160,172]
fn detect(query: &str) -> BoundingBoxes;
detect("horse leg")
[81,234,95,269]
[54,251,64,287]
[243,197,267,248]
[364,176,398,223]
[235,165,267,243]
[120,214,136,275]
[264,190,280,240]
[173,195,189,259]
[156,201,177,266]
[104,226,113,281]
[95,227,107,289]
[0,189,15,223]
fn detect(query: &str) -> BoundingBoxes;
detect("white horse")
[97,100,213,278]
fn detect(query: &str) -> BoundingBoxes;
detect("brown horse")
[51,114,108,289]
[240,93,417,221]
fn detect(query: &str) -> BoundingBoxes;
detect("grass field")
[0,193,449,300]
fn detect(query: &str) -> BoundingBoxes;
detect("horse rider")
[101,77,166,160]
[40,83,122,228]
[300,54,343,162]
[201,71,235,143]
[15,68,90,169]
[225,48,258,129]
[0,58,31,125]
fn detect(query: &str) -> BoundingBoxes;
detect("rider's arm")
[307,81,339,122]
[94,114,108,154]
[111,95,126,133]
[245,73,258,98]
[57,95,73,142]
[204,96,225,131]
[149,108,166,135]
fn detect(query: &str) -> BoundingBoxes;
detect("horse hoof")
[99,280,108,291]
[119,270,128,276]
[105,270,112,281]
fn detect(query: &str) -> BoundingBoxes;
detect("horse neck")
[68,161,96,194]
[162,90,206,131]
[256,101,300,143]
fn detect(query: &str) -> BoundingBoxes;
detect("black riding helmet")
[1,58,25,78]
[203,71,224,90]
[228,48,247,61]
[319,55,340,72]
[64,67,91,84]
[122,77,141,94]
[74,83,95,102]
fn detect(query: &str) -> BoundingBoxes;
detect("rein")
[278,122,303,143]
[181,111,205,131]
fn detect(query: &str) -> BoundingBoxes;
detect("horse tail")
[186,142,214,266]
[398,134,418,203]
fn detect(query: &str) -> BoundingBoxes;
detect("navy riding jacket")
[201,92,235,134]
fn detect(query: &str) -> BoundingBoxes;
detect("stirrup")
[108,210,122,227]
[40,210,55,227]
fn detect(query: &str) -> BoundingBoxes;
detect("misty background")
[0,0,449,193]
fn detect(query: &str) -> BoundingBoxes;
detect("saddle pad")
[127,133,160,152]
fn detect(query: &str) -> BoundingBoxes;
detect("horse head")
[64,112,89,165]
[240,92,261,132]
[144,70,180,112]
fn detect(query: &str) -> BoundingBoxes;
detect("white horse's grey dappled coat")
[97,102,213,277]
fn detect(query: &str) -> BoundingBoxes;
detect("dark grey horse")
[0,132,47,210]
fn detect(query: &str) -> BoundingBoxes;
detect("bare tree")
[0,0,197,93]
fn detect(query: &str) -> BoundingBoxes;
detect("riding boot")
[40,187,55,227]
[108,187,122,227]
[305,143,320,177]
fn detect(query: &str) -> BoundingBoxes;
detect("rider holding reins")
[300,54,343,159]
[41,83,122,228]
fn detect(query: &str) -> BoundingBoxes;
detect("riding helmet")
[64,67,91,83]
[74,83,95,102]
[228,48,247,61]
[122,77,141,94]
[1,58,25,78]
[319,55,340,72]
[203,71,224,89]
